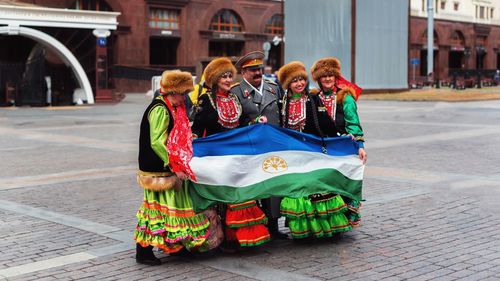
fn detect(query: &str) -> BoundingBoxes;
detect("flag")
[188,124,364,212]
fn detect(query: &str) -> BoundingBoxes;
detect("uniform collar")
[243,78,264,96]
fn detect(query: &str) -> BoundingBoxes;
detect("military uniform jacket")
[230,79,282,126]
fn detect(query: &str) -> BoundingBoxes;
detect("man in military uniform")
[230,51,286,239]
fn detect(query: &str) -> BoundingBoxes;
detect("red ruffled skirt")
[224,200,270,247]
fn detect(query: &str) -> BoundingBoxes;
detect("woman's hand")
[358,148,367,164]
[175,171,188,181]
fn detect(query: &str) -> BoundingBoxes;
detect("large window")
[479,6,485,19]
[265,14,284,35]
[74,0,111,11]
[149,8,180,30]
[209,9,243,32]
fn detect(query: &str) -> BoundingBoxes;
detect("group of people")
[134,51,367,265]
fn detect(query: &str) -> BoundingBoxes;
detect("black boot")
[136,244,161,265]
[268,219,288,239]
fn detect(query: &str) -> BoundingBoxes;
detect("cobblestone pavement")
[1,94,500,281]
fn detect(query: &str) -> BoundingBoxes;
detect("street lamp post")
[427,0,434,85]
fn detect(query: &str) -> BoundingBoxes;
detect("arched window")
[265,14,284,35]
[73,0,112,11]
[421,29,439,46]
[450,30,465,46]
[209,9,243,32]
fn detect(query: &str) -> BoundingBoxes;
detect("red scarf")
[336,75,362,101]
[163,96,197,181]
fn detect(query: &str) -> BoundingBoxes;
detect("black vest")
[320,89,348,135]
[138,97,174,173]
[334,103,347,135]
[282,93,338,137]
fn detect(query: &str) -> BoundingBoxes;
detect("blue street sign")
[97,37,107,47]
[410,58,420,65]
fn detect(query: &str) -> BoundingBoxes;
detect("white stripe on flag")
[190,150,364,187]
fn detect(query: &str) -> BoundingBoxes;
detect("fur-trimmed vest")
[334,87,357,135]
[138,97,174,173]
[311,87,357,135]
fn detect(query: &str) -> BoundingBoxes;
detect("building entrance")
[209,41,244,57]
[150,37,179,65]
[449,51,464,69]
[419,49,438,76]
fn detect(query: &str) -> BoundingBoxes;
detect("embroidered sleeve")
[148,105,170,167]
[343,94,364,141]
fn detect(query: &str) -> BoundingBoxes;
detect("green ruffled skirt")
[280,194,352,239]
[134,182,210,253]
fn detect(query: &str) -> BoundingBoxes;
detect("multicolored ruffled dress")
[191,90,271,248]
[224,201,271,247]
[279,91,353,239]
[317,86,364,227]
[135,95,210,253]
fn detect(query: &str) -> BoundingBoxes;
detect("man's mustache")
[252,74,262,79]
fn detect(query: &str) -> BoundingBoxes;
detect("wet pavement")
[1,94,500,280]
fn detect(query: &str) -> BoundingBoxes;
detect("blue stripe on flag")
[193,124,358,157]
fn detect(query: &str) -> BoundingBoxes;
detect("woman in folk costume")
[310,57,366,227]
[135,70,210,265]
[278,61,352,239]
[191,57,271,250]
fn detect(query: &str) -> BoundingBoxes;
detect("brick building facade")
[4,0,282,97]
[116,0,283,92]
[410,0,500,85]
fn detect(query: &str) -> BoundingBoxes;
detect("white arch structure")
[0,25,95,104]
[0,4,120,104]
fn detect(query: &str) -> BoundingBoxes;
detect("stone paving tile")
[3,99,500,280]
[0,209,118,271]
[9,251,256,281]
[370,138,500,176]
[0,144,135,178]
[50,124,138,144]
[362,122,461,141]
[0,176,141,230]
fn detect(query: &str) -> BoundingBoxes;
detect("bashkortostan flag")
[189,124,364,212]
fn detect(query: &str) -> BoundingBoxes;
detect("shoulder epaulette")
[230,82,240,88]
[264,79,278,86]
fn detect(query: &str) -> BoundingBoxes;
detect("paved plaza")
[1,94,500,280]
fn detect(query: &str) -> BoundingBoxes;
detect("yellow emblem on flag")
[262,156,288,173]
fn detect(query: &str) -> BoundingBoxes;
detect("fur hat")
[278,61,307,90]
[203,57,237,89]
[160,70,194,94]
[310,57,341,82]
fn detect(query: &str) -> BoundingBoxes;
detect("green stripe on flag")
[189,169,362,212]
